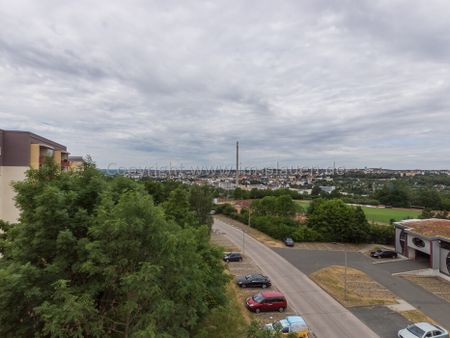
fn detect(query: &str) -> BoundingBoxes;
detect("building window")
[412,237,425,248]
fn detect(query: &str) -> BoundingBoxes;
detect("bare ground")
[310,265,397,307]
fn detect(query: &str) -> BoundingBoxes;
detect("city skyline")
[1,1,450,169]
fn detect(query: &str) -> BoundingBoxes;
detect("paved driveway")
[273,248,450,328]
[214,219,379,338]
[350,306,410,338]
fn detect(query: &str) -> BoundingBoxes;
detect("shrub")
[368,224,395,244]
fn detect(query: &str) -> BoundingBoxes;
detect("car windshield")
[407,325,425,337]
[245,275,252,280]
[252,294,264,303]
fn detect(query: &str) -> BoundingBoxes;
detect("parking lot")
[273,247,450,337]
[211,229,298,325]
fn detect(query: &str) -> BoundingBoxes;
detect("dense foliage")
[0,161,227,337]
[216,197,394,244]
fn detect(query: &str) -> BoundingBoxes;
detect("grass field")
[295,200,421,224]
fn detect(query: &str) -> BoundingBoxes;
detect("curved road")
[214,218,379,338]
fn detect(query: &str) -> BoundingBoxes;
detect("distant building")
[0,130,69,223]
[394,219,450,276]
[319,186,336,194]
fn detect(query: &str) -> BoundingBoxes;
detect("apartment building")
[0,130,69,223]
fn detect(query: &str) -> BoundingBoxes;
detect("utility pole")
[344,249,348,302]
[243,229,245,255]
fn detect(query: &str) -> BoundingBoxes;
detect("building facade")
[394,219,450,276]
[0,130,68,223]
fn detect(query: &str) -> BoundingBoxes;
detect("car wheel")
[241,284,246,288]
[255,308,260,314]
[278,307,285,313]
[262,284,267,289]
[226,259,229,263]
[377,256,381,259]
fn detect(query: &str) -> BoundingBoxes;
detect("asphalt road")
[274,248,450,327]
[214,219,379,338]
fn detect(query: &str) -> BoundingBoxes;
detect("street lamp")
[344,249,348,302]
[336,242,348,302]
[242,228,245,256]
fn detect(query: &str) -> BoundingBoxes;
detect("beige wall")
[0,166,28,223]
[54,150,61,165]
[30,144,40,169]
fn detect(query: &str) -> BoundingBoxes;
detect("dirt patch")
[210,228,241,252]
[399,309,437,324]
[214,214,285,248]
[310,265,397,307]
[400,275,450,303]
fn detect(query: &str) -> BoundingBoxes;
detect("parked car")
[236,274,271,288]
[398,322,449,338]
[283,237,295,247]
[246,291,287,313]
[370,249,398,259]
[265,315,310,338]
[223,252,242,262]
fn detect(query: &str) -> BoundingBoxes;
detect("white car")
[398,322,448,338]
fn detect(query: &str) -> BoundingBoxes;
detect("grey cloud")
[1,0,450,169]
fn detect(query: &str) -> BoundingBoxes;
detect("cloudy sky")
[1,0,450,169]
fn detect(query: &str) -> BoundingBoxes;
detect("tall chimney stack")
[236,141,239,186]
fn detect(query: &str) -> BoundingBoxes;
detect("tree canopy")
[0,161,227,337]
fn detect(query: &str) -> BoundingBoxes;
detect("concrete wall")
[0,166,27,223]
[431,241,440,270]
[395,227,402,253]
[407,235,431,254]
[440,248,450,275]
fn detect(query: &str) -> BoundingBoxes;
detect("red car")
[246,291,287,313]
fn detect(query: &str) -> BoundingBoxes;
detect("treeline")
[216,197,394,244]
[230,187,304,200]
[374,180,450,210]
[0,160,241,337]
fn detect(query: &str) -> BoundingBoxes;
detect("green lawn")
[295,200,421,224]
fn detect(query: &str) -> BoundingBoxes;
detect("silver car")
[398,322,448,338]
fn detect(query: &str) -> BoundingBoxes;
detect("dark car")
[236,274,271,288]
[284,237,295,247]
[223,252,243,262]
[370,249,398,259]
[246,291,287,313]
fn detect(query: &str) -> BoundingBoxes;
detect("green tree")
[375,181,411,207]
[189,184,213,226]
[307,199,369,243]
[311,185,321,197]
[163,186,198,227]
[0,161,227,337]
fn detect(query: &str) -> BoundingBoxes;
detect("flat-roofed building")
[0,130,68,223]
[394,218,450,276]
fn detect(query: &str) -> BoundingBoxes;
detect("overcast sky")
[1,1,450,169]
